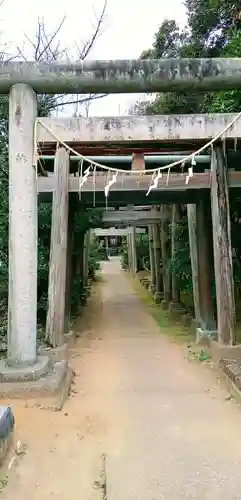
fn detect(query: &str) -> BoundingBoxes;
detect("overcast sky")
[0,0,187,116]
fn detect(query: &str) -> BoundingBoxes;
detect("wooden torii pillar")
[46,147,70,348]
[64,200,74,334]
[171,205,181,304]
[148,225,156,293]
[83,230,90,286]
[126,227,137,274]
[130,226,137,274]
[187,200,216,343]
[160,206,172,309]
[126,231,132,271]
[152,217,162,303]
[211,143,236,345]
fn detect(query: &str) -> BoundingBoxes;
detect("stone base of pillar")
[0,356,50,382]
[0,406,14,465]
[140,277,148,285]
[210,342,241,363]
[38,344,68,363]
[148,284,156,294]
[64,330,76,348]
[219,358,241,393]
[191,318,198,333]
[143,281,150,290]
[154,292,163,304]
[168,301,186,318]
[160,300,169,310]
[196,328,217,346]
[141,280,149,288]
[0,356,73,411]
[181,313,193,327]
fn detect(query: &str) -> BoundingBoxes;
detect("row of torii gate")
[1,58,241,397]
[94,202,216,340]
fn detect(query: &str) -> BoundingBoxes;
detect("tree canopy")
[136,0,241,116]
[131,0,241,312]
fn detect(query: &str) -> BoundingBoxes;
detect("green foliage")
[71,278,87,315]
[207,30,241,113]
[0,97,10,334]
[168,215,193,294]
[135,1,241,118]
[185,0,241,53]
[120,232,150,272]
[134,0,241,299]
[88,240,101,278]
[120,239,129,269]
[37,203,51,324]
[136,233,150,271]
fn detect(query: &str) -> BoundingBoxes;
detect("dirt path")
[2,258,241,499]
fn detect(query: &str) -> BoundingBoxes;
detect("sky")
[0,0,187,116]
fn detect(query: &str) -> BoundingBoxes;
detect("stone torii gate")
[1,58,241,401]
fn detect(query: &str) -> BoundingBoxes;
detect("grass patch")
[129,275,195,345]
[94,272,105,283]
[0,474,8,493]
[130,276,214,364]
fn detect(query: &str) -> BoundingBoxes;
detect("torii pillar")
[187,200,216,343]
[211,143,236,344]
[7,84,39,366]
[148,225,156,293]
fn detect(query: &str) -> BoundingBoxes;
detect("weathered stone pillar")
[148,225,156,293]
[46,147,69,348]
[160,206,171,309]
[152,223,162,303]
[211,143,235,345]
[8,84,38,366]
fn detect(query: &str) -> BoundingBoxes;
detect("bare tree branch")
[37,15,66,61]
[50,93,107,110]
[34,20,42,60]
[14,2,108,115]
[68,0,108,116]
[22,15,67,62]
[77,0,107,59]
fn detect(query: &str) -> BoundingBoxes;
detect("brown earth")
[2,258,241,499]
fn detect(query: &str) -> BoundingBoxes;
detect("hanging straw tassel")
[146,169,162,196]
[185,155,195,185]
[93,165,96,207]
